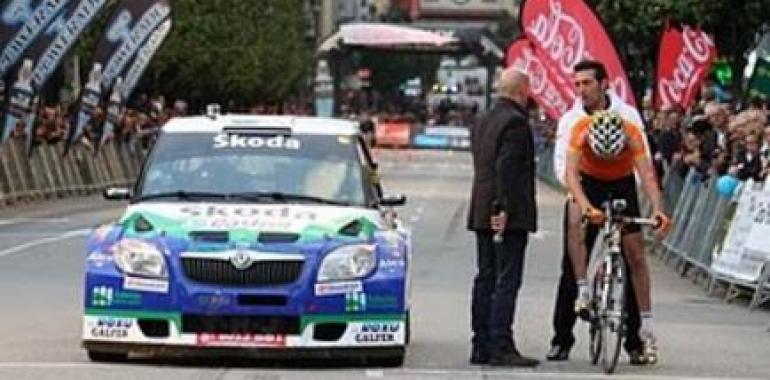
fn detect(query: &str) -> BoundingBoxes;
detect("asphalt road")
[0,149,768,380]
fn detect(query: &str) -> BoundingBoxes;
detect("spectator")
[729,133,764,182]
[658,105,684,165]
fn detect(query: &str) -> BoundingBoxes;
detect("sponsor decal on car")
[123,276,169,293]
[378,258,405,272]
[86,251,113,267]
[91,286,142,307]
[196,333,286,348]
[315,280,363,296]
[196,294,233,309]
[354,322,400,343]
[345,292,367,312]
[368,295,399,309]
[88,316,134,339]
[213,134,301,150]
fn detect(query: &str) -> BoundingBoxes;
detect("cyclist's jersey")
[567,115,648,181]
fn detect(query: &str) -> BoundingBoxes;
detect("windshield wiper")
[228,191,352,206]
[137,190,230,202]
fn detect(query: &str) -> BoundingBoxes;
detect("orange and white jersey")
[567,116,648,181]
[553,91,650,186]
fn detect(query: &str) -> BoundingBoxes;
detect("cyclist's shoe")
[628,348,646,366]
[641,333,659,365]
[574,294,591,321]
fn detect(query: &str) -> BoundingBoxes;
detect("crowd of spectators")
[3,95,318,152]
[647,89,770,185]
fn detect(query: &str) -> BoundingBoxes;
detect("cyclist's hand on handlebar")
[652,210,671,238]
[583,206,605,225]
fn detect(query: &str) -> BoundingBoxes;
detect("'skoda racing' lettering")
[179,205,317,221]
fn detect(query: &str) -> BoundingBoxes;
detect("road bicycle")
[585,199,658,374]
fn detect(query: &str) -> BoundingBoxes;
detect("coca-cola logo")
[682,27,714,62]
[508,40,571,118]
[521,0,636,108]
[657,27,715,109]
[526,0,585,75]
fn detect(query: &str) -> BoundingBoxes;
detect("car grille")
[182,315,300,334]
[181,258,304,286]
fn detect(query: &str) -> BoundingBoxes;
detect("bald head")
[498,68,529,104]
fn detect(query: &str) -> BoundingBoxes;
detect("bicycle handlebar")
[614,216,661,228]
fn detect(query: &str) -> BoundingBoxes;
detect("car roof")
[161,115,360,136]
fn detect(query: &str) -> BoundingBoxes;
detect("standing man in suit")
[467,68,539,367]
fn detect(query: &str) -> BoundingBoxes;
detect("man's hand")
[583,206,605,225]
[491,212,507,233]
[651,210,672,239]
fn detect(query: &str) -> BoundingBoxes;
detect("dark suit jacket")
[467,98,537,232]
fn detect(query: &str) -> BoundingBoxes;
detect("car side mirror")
[103,187,132,200]
[381,194,407,207]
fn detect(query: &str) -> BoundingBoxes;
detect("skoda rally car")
[82,115,411,365]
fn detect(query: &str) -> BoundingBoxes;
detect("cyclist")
[548,60,652,365]
[565,108,671,364]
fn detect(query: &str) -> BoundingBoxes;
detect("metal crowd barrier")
[654,169,735,283]
[0,138,145,207]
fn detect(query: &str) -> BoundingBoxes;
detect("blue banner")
[100,18,171,150]
[66,0,170,153]
[3,0,108,152]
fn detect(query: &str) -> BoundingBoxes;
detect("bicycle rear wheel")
[600,257,625,374]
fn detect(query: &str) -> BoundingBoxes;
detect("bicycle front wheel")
[589,276,603,365]
[600,257,625,374]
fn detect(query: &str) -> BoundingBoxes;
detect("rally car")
[82,115,411,366]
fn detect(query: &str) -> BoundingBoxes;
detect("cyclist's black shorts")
[580,173,641,234]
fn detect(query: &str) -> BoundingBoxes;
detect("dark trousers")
[471,229,528,354]
[550,200,641,352]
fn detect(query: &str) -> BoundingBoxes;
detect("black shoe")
[545,345,570,361]
[488,352,540,367]
[628,348,646,366]
[470,346,489,365]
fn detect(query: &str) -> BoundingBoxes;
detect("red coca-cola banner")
[505,38,573,120]
[654,25,717,111]
[520,0,636,107]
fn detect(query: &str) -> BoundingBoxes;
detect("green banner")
[748,58,770,98]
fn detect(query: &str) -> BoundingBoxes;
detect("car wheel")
[405,310,411,345]
[87,350,128,363]
[368,348,405,368]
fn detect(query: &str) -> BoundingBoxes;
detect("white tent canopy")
[318,23,462,53]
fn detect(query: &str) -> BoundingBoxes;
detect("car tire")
[405,310,411,345]
[87,350,128,363]
[368,348,405,368]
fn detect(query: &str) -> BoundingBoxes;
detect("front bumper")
[82,311,407,349]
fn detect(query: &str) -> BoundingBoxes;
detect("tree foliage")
[587,0,770,94]
[142,0,312,108]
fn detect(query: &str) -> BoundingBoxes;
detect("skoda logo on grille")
[230,250,253,270]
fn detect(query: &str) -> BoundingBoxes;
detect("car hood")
[116,202,383,243]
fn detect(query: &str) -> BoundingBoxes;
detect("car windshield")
[136,131,368,206]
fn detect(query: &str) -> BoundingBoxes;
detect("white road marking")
[392,369,765,380]
[0,217,70,226]
[0,228,90,258]
[365,369,385,377]
[0,364,762,380]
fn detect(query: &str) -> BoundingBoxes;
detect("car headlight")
[113,239,167,279]
[317,244,376,282]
